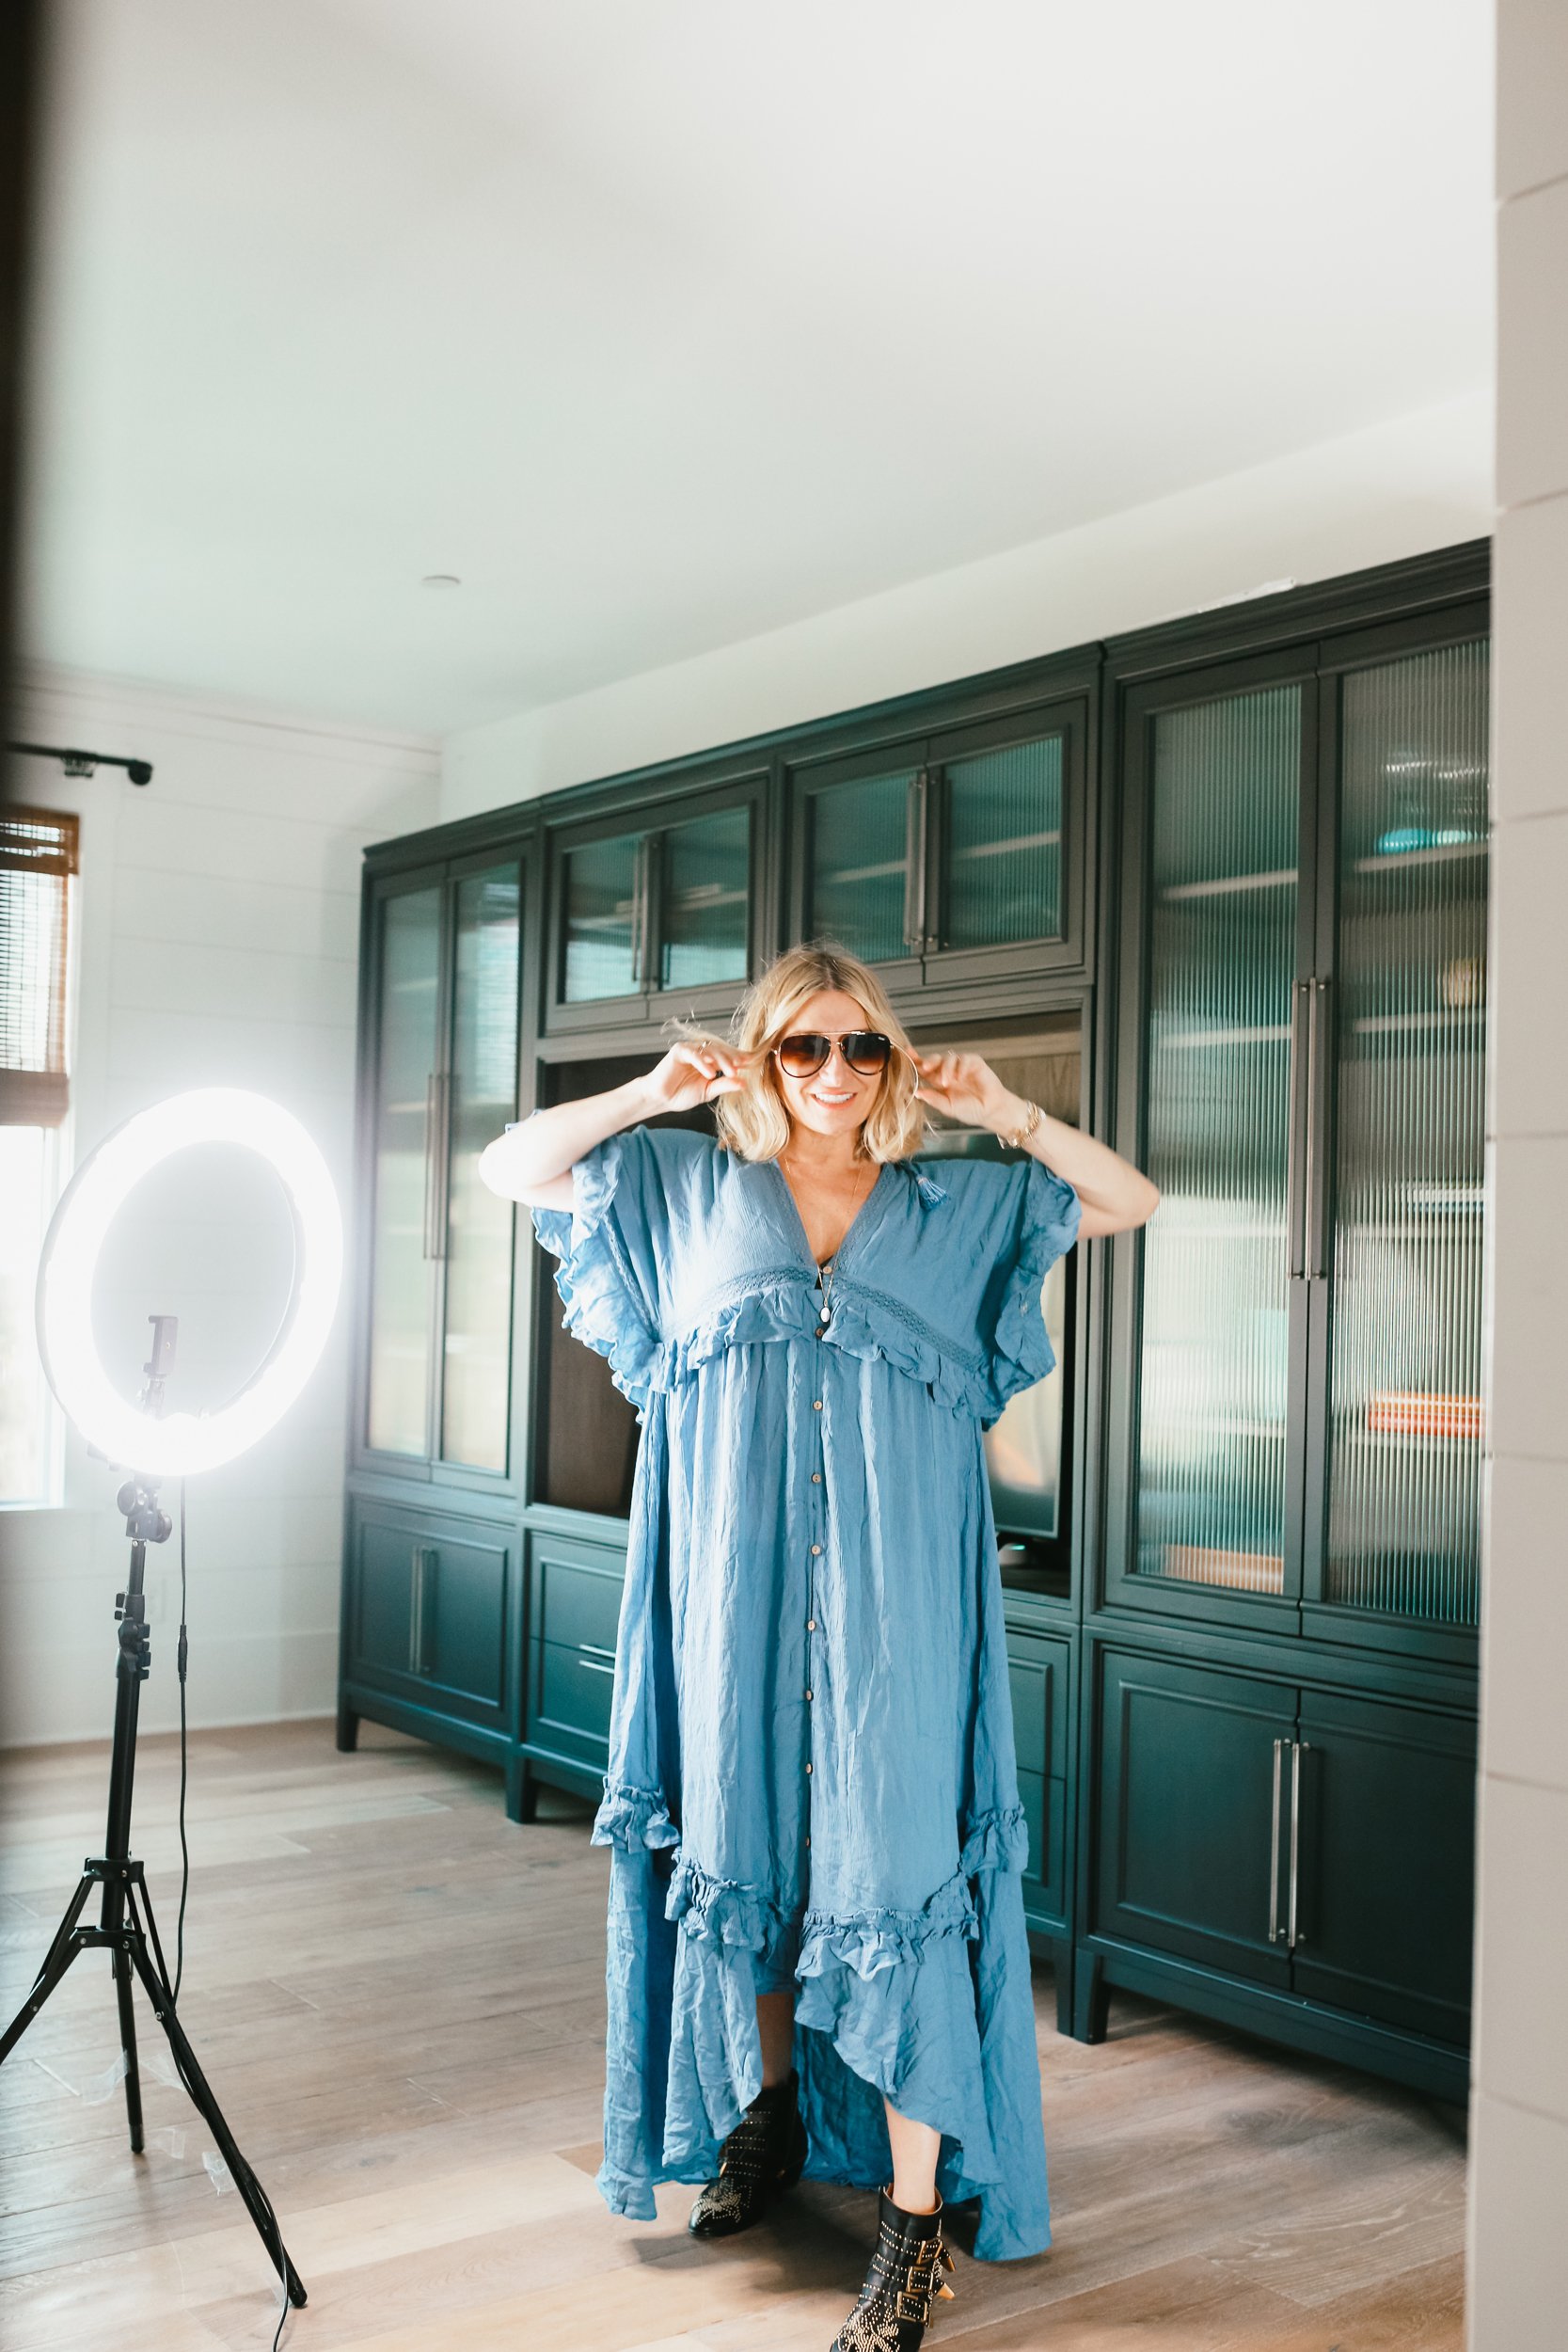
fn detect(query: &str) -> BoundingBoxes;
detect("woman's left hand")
[906,1048,1011,1131]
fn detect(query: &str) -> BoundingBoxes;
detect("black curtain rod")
[8,739,153,786]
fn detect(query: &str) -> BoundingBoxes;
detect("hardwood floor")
[0,1721,1466,2349]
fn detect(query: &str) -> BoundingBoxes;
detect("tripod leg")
[127,1940,307,2309]
[0,1878,93,2065]
[111,1946,145,2154]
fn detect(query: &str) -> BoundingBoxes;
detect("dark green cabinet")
[789,693,1089,991]
[1087,1645,1474,2070]
[1006,1626,1074,2026]
[1105,610,1489,1664]
[1095,1651,1297,1989]
[358,850,525,1483]
[515,1536,627,1813]
[340,1500,516,1743]
[342,541,1488,2107]
[545,776,764,1027]
[1290,1689,1475,2045]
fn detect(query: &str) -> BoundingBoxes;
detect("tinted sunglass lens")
[845,1032,891,1073]
[777,1034,830,1076]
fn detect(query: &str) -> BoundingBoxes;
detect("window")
[1,805,78,1504]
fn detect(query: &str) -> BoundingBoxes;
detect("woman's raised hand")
[641,1041,752,1114]
[907,1047,1011,1131]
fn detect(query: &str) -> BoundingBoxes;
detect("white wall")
[1467,10,1568,2347]
[0,668,437,1745]
[442,391,1493,819]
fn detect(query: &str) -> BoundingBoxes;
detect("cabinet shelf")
[1160,866,1297,901]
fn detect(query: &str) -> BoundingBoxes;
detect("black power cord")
[167,1485,291,2347]
[173,1479,190,2006]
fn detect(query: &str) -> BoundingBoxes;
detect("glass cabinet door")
[1132,684,1304,1599]
[440,864,521,1472]
[940,733,1064,952]
[366,883,442,1456]
[562,831,641,1002]
[658,805,750,990]
[804,765,920,964]
[1319,642,1489,1628]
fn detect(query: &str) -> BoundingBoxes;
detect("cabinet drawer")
[529,1544,625,1658]
[1016,1766,1069,1934]
[1007,1629,1070,1782]
[527,1638,615,1768]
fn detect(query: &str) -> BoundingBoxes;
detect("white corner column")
[1468,9,1568,2345]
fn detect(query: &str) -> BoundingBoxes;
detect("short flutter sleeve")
[528,1117,674,1422]
[978,1154,1082,1422]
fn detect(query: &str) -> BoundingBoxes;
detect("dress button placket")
[804,1256,835,1853]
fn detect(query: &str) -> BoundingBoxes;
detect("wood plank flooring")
[0,1721,1467,2349]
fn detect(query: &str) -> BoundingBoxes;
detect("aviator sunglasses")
[773,1029,895,1079]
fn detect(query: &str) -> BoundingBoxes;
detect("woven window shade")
[0,804,79,1126]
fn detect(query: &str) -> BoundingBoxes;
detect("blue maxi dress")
[531,1118,1082,2263]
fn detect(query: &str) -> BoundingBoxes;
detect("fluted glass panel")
[660,807,750,989]
[441,866,520,1470]
[562,832,640,1000]
[1324,642,1488,1624]
[368,886,441,1455]
[1134,687,1301,1594]
[944,736,1063,948]
[807,771,914,962]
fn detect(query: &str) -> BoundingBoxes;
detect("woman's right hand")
[639,1041,752,1115]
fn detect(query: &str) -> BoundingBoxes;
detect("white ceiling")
[23,0,1495,738]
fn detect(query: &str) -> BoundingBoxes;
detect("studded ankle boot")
[829,2182,957,2351]
[688,2065,808,2237]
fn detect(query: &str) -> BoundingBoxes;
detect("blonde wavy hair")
[665,941,928,1165]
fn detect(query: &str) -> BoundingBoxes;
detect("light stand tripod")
[0,1318,306,2315]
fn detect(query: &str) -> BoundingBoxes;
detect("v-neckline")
[767,1153,893,1275]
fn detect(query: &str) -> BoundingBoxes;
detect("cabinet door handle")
[903,771,928,952]
[1286,982,1308,1280]
[409,1546,435,1676]
[1306,979,1330,1280]
[1268,1737,1284,1943]
[1288,1739,1309,1948]
[628,837,646,988]
[421,1073,440,1260]
[432,1072,451,1261]
[577,1655,616,1677]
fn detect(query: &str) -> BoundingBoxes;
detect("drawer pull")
[577,1656,616,1677]
[1288,1740,1309,1949]
[409,1546,436,1676]
[1268,1737,1284,1944]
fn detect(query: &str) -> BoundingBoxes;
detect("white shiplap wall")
[1467,9,1568,2346]
[0,668,438,1745]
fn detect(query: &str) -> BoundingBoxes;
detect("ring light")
[35,1087,342,1476]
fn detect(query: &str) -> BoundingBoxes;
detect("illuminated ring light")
[36,1088,343,1478]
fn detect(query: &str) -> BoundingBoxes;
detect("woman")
[481,943,1158,2349]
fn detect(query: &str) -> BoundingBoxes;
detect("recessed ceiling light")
[420,573,462,589]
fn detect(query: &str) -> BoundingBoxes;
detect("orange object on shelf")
[1163,1545,1285,1594]
[1367,1391,1484,1440]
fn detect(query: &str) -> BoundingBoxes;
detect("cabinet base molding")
[1074,1937,1468,2105]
